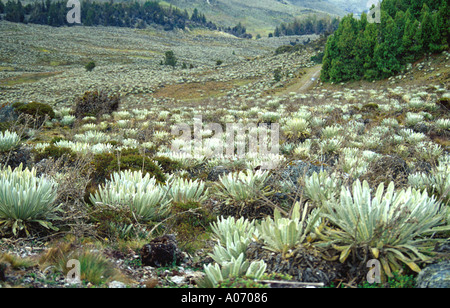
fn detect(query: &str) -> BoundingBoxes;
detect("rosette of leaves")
[257,202,321,256]
[211,216,257,245]
[316,180,450,278]
[165,176,209,204]
[408,157,449,205]
[0,130,20,152]
[302,171,342,206]
[214,169,271,205]
[283,117,311,141]
[0,164,59,236]
[199,254,266,288]
[90,170,171,222]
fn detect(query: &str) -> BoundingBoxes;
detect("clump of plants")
[74,90,120,119]
[85,61,96,72]
[12,102,55,125]
[214,169,274,219]
[316,180,450,280]
[39,240,122,286]
[33,144,78,164]
[0,164,60,236]
[89,170,170,223]
[0,130,20,152]
[88,203,151,241]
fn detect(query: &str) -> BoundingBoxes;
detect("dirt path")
[276,64,322,96]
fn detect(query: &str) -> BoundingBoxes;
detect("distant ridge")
[162,0,346,35]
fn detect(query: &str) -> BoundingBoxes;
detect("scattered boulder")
[140,235,183,267]
[207,165,231,181]
[416,261,450,288]
[279,160,328,186]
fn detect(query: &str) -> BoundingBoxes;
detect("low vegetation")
[0,5,448,288]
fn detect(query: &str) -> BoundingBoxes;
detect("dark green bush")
[85,61,96,72]
[90,149,166,186]
[33,145,77,163]
[275,45,293,55]
[12,102,55,124]
[74,90,120,119]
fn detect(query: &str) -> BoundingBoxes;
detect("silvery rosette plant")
[283,117,311,140]
[165,176,209,204]
[90,170,171,222]
[316,180,450,278]
[303,171,342,206]
[211,216,257,245]
[200,254,266,288]
[408,157,449,205]
[0,130,20,152]
[214,169,271,204]
[0,164,60,236]
[209,216,258,263]
[257,202,321,256]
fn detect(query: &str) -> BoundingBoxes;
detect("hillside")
[163,0,346,35]
[324,0,369,14]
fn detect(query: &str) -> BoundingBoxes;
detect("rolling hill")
[162,0,347,35]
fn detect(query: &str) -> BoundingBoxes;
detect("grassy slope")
[163,0,344,36]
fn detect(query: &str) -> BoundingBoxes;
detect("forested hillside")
[273,15,340,37]
[321,0,449,82]
[0,0,215,30]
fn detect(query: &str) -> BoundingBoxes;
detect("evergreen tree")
[438,0,450,47]
[374,14,403,79]
[402,10,420,63]
[5,0,25,23]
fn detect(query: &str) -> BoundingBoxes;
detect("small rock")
[207,165,231,181]
[171,275,187,285]
[416,261,450,288]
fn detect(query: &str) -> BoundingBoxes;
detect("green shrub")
[85,61,96,72]
[74,90,120,119]
[275,45,293,55]
[91,149,166,186]
[88,203,150,240]
[13,102,55,124]
[153,156,182,173]
[163,51,177,68]
[33,144,77,163]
